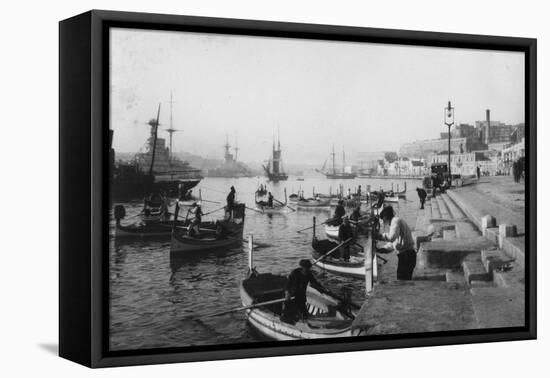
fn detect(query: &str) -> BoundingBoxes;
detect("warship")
[206,137,253,178]
[110,102,202,200]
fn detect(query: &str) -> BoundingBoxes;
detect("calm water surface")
[109,176,421,350]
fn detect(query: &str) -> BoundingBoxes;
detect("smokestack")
[485,109,491,144]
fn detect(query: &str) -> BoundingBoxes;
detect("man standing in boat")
[281,259,329,324]
[377,206,416,280]
[189,202,204,236]
[338,217,354,261]
[267,192,274,207]
[226,186,236,219]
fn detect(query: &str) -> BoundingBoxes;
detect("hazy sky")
[110,28,524,165]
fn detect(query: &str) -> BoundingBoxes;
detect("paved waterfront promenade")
[352,176,526,334]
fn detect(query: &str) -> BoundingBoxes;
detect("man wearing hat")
[330,199,346,226]
[281,259,328,323]
[225,186,236,219]
[338,216,354,261]
[377,206,416,280]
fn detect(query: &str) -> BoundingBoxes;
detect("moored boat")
[296,197,331,209]
[170,203,246,254]
[114,204,183,239]
[311,237,367,278]
[240,272,357,340]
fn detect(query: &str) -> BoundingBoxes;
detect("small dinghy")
[170,203,246,254]
[240,272,357,340]
[255,189,290,214]
[311,217,381,279]
[311,237,367,278]
[114,204,185,239]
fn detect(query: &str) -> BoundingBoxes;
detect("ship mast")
[342,147,345,174]
[165,92,179,160]
[331,144,336,174]
[149,103,161,176]
[233,136,239,162]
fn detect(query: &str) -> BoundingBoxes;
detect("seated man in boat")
[337,217,354,261]
[329,200,346,226]
[267,192,274,207]
[281,259,329,324]
[376,206,416,280]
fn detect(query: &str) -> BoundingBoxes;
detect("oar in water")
[273,198,296,212]
[245,205,264,214]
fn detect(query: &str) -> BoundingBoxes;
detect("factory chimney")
[490,109,491,145]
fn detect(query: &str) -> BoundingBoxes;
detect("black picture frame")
[59,9,537,368]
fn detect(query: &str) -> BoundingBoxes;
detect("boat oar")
[203,206,225,216]
[296,218,332,233]
[245,205,264,214]
[311,238,353,266]
[274,198,296,212]
[198,296,295,319]
[201,199,221,204]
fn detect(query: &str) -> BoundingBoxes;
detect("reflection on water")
[109,176,420,351]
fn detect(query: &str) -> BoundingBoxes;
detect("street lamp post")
[444,101,455,186]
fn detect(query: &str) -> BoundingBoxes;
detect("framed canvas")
[59,10,536,368]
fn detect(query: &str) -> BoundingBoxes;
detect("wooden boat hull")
[296,198,331,209]
[170,225,243,253]
[240,273,355,340]
[115,220,189,239]
[311,239,377,279]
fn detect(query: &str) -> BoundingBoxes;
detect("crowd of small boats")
[112,182,406,340]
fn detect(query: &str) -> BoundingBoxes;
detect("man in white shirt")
[378,206,416,280]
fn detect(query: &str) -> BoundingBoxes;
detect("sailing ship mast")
[148,103,161,176]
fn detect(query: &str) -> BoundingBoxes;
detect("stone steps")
[430,199,442,219]
[462,260,492,283]
[441,193,467,220]
[445,270,466,284]
[481,249,515,277]
[436,197,452,220]
[493,262,525,289]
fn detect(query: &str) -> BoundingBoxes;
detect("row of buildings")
[356,110,526,177]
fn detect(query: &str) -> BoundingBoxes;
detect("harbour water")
[109,176,421,351]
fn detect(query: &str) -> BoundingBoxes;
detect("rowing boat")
[170,203,246,254]
[296,197,331,209]
[240,272,358,340]
[255,189,289,214]
[115,219,190,239]
[311,237,368,278]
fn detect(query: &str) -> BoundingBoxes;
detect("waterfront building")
[427,151,498,176]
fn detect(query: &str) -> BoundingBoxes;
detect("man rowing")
[281,259,329,324]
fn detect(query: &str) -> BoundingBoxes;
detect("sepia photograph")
[108,27,527,351]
